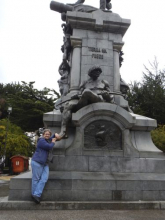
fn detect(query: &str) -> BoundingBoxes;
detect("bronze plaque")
[84,120,122,150]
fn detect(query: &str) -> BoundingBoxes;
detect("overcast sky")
[0,0,165,92]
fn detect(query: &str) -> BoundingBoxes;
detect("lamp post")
[1,106,12,170]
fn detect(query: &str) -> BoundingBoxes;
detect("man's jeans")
[31,160,49,198]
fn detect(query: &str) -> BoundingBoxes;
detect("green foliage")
[151,125,165,152]
[127,59,165,124]
[127,59,165,151]
[0,119,35,157]
[0,81,60,131]
[126,81,146,116]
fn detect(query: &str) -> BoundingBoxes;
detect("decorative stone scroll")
[84,120,122,150]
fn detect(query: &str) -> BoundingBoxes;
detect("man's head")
[88,66,102,80]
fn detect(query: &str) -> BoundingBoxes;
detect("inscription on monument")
[84,120,122,150]
[92,54,103,59]
[88,47,107,59]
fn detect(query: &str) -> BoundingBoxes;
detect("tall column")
[113,46,120,92]
[113,44,129,108]
[69,37,82,93]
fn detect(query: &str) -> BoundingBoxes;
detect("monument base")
[9,103,165,202]
[9,169,165,202]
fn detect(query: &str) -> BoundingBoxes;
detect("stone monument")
[9,0,165,202]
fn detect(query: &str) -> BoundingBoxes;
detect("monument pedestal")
[9,104,165,202]
[9,171,165,202]
[9,6,165,202]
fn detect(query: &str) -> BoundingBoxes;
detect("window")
[16,161,19,166]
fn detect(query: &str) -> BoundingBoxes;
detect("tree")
[127,59,165,124]
[0,98,6,118]
[151,125,165,152]
[126,81,145,116]
[0,82,60,131]
[0,119,35,158]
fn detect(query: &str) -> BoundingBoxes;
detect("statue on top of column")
[50,0,112,15]
[100,0,112,10]
[73,0,112,10]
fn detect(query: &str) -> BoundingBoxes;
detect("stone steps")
[1,197,165,210]
[9,171,165,202]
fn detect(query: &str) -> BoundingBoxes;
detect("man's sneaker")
[31,195,41,204]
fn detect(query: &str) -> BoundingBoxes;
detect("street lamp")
[7,107,12,114]
[0,106,12,170]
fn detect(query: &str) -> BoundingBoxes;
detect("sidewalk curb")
[1,197,165,210]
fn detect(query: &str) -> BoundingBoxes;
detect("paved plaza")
[1,175,165,219]
[0,210,165,220]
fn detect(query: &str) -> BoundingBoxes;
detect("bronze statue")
[74,0,112,10]
[61,23,72,61]
[100,0,112,10]
[74,65,114,107]
[59,66,114,137]
[50,0,112,14]
[73,0,112,10]
[57,60,70,97]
